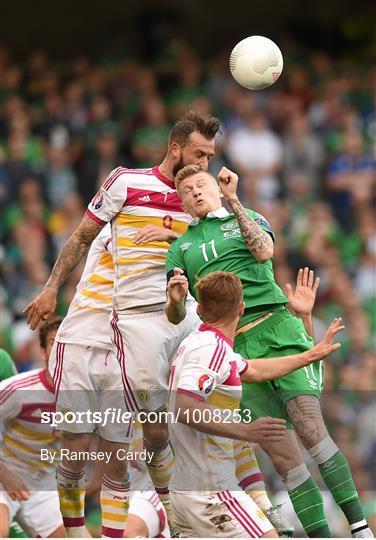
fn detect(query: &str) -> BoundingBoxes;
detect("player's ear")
[196,304,202,319]
[170,141,181,160]
[239,301,245,318]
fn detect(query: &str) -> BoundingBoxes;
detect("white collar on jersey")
[207,206,230,218]
[189,206,230,227]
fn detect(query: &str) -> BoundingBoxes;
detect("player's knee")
[308,436,339,464]
[261,439,302,475]
[142,420,169,449]
[61,431,91,449]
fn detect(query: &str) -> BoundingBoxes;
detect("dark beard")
[172,155,186,177]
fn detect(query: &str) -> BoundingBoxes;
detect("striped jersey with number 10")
[86,166,191,311]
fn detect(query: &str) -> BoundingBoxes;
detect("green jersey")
[166,207,288,325]
[0,348,17,381]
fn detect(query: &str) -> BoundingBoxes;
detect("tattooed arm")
[24,214,104,329]
[218,167,273,262]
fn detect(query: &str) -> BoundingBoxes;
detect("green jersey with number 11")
[166,207,288,326]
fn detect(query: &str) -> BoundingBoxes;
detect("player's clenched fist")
[167,268,188,304]
[23,286,57,330]
[244,416,286,443]
[218,166,239,200]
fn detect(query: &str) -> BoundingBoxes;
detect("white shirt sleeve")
[176,343,222,402]
[86,167,128,224]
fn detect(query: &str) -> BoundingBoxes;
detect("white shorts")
[111,303,200,411]
[170,490,274,538]
[0,488,63,537]
[49,341,133,442]
[129,491,170,538]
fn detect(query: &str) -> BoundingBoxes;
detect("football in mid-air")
[229,35,283,90]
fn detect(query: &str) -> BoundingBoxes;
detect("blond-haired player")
[168,271,343,537]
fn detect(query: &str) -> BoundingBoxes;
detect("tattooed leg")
[285,394,328,448]
[286,395,369,534]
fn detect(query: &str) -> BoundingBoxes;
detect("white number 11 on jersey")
[199,239,218,262]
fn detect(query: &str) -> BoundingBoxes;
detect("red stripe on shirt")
[0,374,41,405]
[86,208,107,225]
[125,188,183,213]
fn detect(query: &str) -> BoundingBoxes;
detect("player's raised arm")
[24,214,104,329]
[165,268,188,324]
[218,166,274,262]
[286,267,320,338]
[241,318,344,383]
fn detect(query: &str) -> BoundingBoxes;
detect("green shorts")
[235,307,323,429]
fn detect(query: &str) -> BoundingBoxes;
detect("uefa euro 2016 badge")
[198,374,215,395]
[91,190,104,210]
[220,220,238,231]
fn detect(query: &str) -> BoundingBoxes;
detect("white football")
[229,35,283,90]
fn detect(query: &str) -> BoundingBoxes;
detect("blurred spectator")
[227,110,283,203]
[327,130,375,228]
[282,111,324,195]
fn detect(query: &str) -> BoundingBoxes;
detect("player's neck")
[202,319,237,343]
[158,156,175,182]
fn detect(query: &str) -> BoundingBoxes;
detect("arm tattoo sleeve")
[46,218,103,289]
[227,197,273,259]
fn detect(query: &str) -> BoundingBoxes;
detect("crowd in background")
[0,39,374,535]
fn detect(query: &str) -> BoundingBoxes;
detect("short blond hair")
[195,271,243,321]
[174,165,214,193]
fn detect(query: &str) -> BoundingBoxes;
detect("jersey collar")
[207,207,230,218]
[152,166,175,189]
[198,324,234,348]
[189,206,230,227]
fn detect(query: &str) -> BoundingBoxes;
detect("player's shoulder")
[246,208,273,231]
[179,327,224,356]
[0,368,42,392]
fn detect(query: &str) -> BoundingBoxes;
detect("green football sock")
[319,451,365,524]
[289,476,331,537]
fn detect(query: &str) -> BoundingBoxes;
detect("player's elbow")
[255,247,273,263]
[242,367,264,383]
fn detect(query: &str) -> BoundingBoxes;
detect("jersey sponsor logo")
[220,220,238,231]
[198,374,214,394]
[91,190,104,210]
[180,242,192,251]
[223,229,241,239]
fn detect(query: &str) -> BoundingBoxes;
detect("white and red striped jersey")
[86,166,191,311]
[56,224,113,349]
[0,369,59,489]
[168,324,248,492]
